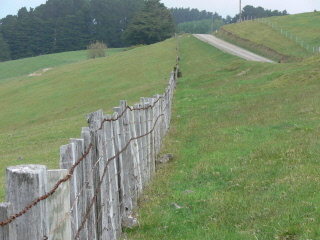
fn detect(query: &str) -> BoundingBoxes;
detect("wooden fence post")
[47,169,71,240]
[120,100,137,207]
[0,203,17,240]
[112,111,132,220]
[6,164,48,240]
[140,97,148,184]
[60,143,79,239]
[81,127,97,240]
[128,108,143,193]
[104,114,121,238]
[149,98,156,175]
[133,103,144,188]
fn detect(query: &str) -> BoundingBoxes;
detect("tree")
[122,0,175,46]
[0,34,11,61]
[90,0,144,47]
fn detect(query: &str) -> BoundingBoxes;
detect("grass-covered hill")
[216,12,320,62]
[1,11,320,240]
[124,13,320,240]
[0,42,177,201]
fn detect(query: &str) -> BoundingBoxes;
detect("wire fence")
[255,17,320,53]
[0,34,180,240]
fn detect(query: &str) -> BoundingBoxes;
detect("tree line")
[173,5,289,34]
[0,2,288,62]
[0,0,146,61]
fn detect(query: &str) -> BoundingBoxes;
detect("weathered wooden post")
[104,114,121,238]
[81,127,97,240]
[6,164,48,240]
[113,107,134,216]
[140,97,148,184]
[148,97,156,175]
[128,108,142,193]
[47,169,71,240]
[60,143,79,239]
[0,203,17,240]
[133,103,144,188]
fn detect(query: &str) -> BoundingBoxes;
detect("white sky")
[0,0,319,19]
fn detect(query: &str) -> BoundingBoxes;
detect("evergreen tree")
[0,34,11,61]
[91,0,144,47]
[122,0,175,46]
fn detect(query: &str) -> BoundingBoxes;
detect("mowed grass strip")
[124,35,320,239]
[0,39,177,201]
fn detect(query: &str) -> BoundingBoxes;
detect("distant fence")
[0,36,180,240]
[255,18,320,53]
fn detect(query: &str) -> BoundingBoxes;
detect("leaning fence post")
[47,169,71,240]
[6,164,48,240]
[0,202,17,240]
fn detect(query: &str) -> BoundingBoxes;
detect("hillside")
[1,12,320,239]
[216,12,320,62]
[0,41,176,201]
[124,15,320,240]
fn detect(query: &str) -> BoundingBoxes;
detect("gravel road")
[194,34,275,63]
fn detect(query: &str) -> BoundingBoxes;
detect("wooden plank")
[70,138,87,240]
[6,164,48,240]
[140,97,148,184]
[129,107,142,194]
[81,127,97,240]
[134,103,144,188]
[113,108,133,217]
[104,114,121,238]
[60,143,78,239]
[0,203,17,240]
[148,97,156,176]
[120,100,137,207]
[87,110,105,239]
[95,117,111,240]
[47,169,71,240]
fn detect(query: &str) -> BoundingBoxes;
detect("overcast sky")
[0,0,319,19]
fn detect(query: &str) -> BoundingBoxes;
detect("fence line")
[255,17,320,53]
[0,35,179,240]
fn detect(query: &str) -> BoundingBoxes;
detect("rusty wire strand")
[0,143,92,227]
[74,113,164,239]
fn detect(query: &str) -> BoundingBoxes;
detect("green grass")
[216,12,320,62]
[124,35,320,239]
[268,12,320,48]
[0,48,127,81]
[0,41,176,201]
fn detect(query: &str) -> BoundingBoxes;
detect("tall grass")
[124,35,320,239]
[0,39,176,201]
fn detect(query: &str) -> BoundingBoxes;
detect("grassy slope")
[269,12,320,47]
[124,34,320,239]
[0,48,126,81]
[0,41,176,201]
[216,12,320,62]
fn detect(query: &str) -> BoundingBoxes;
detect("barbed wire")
[1,34,178,240]
[0,143,92,227]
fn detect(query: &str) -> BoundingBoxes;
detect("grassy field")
[0,42,176,201]
[216,12,320,62]
[2,12,320,239]
[268,12,320,48]
[0,48,126,81]
[124,32,320,240]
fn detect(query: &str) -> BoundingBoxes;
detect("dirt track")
[193,34,275,63]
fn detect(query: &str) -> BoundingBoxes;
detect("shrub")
[87,41,107,59]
